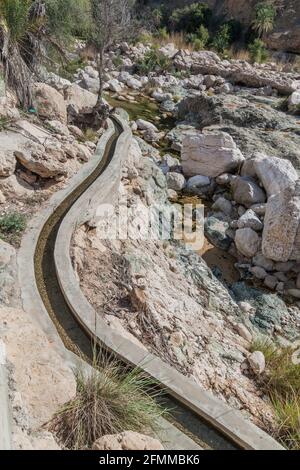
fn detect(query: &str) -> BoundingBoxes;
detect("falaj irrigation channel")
[21,110,283,451]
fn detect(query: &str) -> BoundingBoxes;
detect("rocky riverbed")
[66,41,300,437]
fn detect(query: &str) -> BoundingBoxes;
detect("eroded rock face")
[92,432,164,450]
[0,307,76,447]
[262,181,300,262]
[174,49,300,94]
[0,150,16,177]
[181,131,244,177]
[33,83,67,124]
[14,140,68,179]
[64,83,97,113]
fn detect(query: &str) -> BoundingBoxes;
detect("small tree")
[89,0,136,107]
[252,1,276,38]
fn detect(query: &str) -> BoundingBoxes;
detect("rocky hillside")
[145,0,300,54]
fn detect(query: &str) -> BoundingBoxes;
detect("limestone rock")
[237,209,263,231]
[235,228,261,258]
[0,149,16,177]
[166,172,186,191]
[212,196,232,216]
[262,181,300,262]
[136,119,158,132]
[126,77,142,90]
[0,307,76,429]
[236,324,252,343]
[64,83,97,112]
[108,79,123,93]
[181,132,244,178]
[250,266,267,280]
[186,174,210,191]
[46,120,69,136]
[252,253,274,272]
[33,83,67,124]
[92,431,164,450]
[248,351,265,375]
[252,153,298,197]
[231,176,266,207]
[15,140,67,178]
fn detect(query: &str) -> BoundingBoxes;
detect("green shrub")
[156,27,169,41]
[248,38,268,63]
[136,46,171,74]
[45,0,91,39]
[170,2,212,34]
[252,1,276,37]
[49,351,167,449]
[186,24,209,50]
[212,24,232,53]
[0,212,26,234]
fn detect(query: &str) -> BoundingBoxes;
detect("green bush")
[45,0,91,39]
[136,46,171,74]
[248,38,268,63]
[212,24,232,53]
[186,24,209,50]
[0,212,26,234]
[170,2,212,34]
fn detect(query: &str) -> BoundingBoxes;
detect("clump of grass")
[250,337,300,449]
[0,212,26,245]
[49,351,168,449]
[82,128,98,142]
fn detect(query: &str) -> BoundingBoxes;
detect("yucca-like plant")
[252,1,276,38]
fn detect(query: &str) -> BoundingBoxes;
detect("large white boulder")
[64,83,97,112]
[181,132,244,177]
[33,83,67,124]
[252,153,298,197]
[262,180,300,262]
[235,228,261,258]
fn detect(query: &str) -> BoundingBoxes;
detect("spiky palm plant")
[0,0,46,108]
[252,2,276,38]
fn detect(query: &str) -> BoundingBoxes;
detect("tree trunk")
[96,47,105,106]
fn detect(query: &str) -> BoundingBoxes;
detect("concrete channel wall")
[0,341,12,450]
[54,116,284,451]
[17,116,198,450]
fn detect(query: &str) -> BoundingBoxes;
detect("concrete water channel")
[26,111,283,450]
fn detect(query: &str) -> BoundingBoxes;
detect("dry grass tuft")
[49,350,168,449]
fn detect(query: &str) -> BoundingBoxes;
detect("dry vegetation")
[49,350,168,449]
[250,338,300,449]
